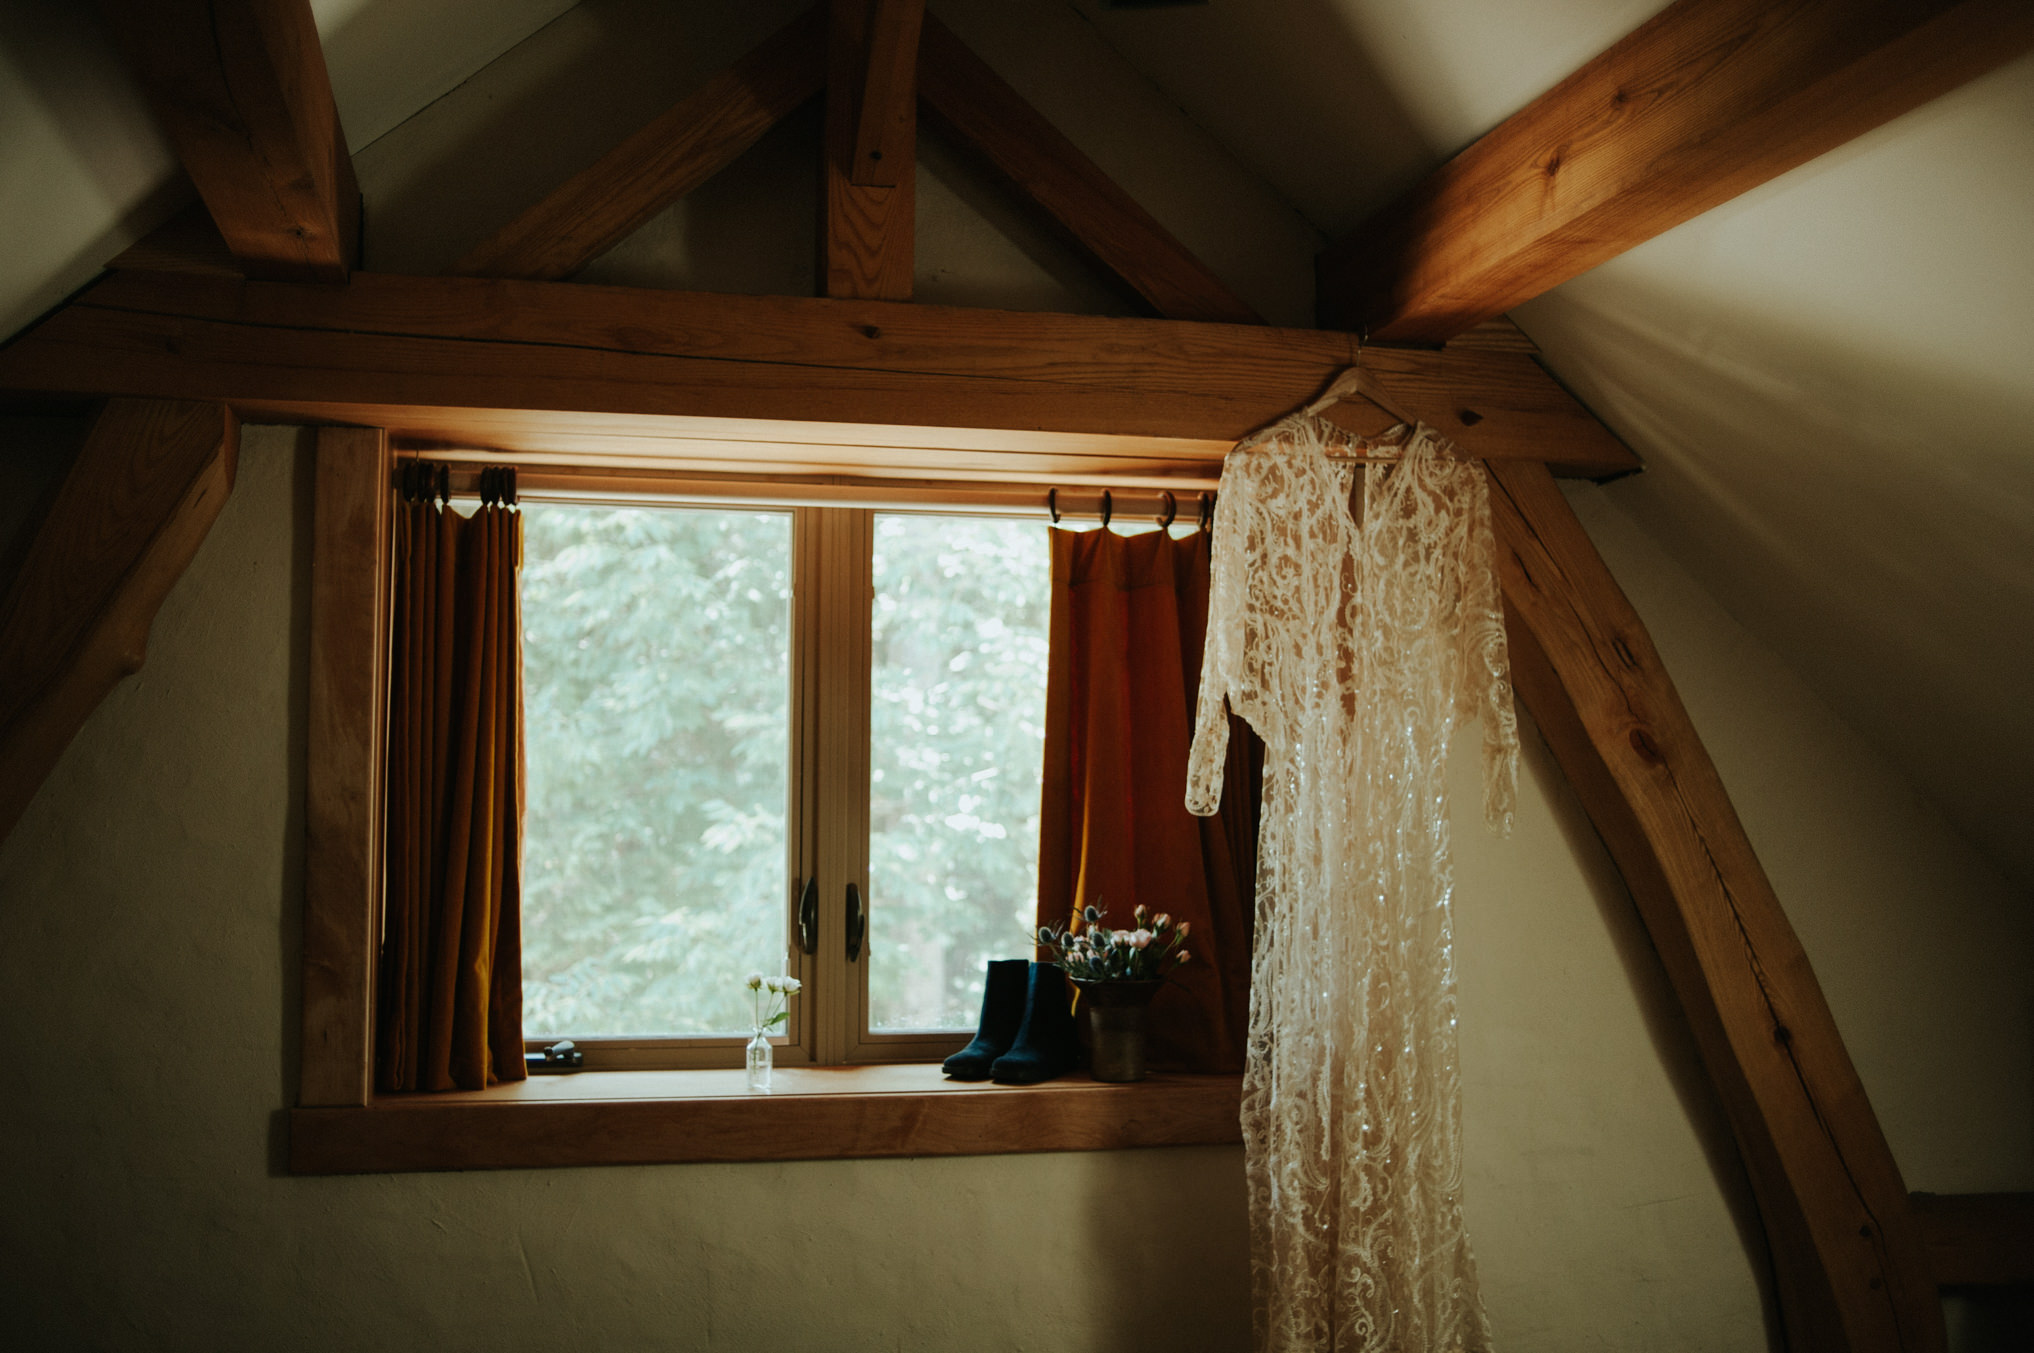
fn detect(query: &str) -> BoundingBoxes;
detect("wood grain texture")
[1319,0,2034,341]
[290,1069,1243,1173]
[97,0,359,282]
[848,0,923,187]
[825,0,914,299]
[918,16,1261,326]
[299,427,391,1108]
[0,399,237,840]
[1492,460,1941,1352]
[1910,1192,2034,1287]
[450,6,826,281]
[0,270,1638,477]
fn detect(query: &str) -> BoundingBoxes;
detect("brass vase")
[1073,978,1164,1082]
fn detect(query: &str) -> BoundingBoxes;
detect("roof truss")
[17,2,2032,1342]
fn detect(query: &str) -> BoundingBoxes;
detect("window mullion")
[808,507,873,1065]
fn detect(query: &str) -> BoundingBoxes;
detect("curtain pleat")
[378,497,526,1092]
[1036,526,1261,1072]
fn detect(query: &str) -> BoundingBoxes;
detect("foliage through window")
[517,501,1051,1060]
[520,504,792,1037]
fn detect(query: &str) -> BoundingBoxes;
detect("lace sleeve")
[1186,468,1249,817]
[1457,463,1518,836]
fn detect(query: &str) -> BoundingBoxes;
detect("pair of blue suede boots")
[941,958,1079,1084]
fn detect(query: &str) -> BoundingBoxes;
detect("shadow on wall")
[268,428,317,1176]
[1061,0,1449,234]
[1513,705,1785,1350]
[356,0,811,276]
[1515,277,2034,892]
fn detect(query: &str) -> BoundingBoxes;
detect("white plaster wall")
[2,438,2025,1350]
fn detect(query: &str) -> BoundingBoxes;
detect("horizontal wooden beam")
[291,1068,1243,1173]
[918,16,1261,327]
[1320,0,2034,341]
[0,270,1638,478]
[849,0,924,187]
[98,0,359,282]
[0,399,238,841]
[1493,459,1940,1351]
[1910,1192,2034,1287]
[451,6,827,281]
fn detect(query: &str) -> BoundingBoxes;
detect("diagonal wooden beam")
[97,0,359,282]
[451,6,827,281]
[849,0,924,187]
[825,0,915,299]
[0,399,238,841]
[1320,0,2034,341]
[0,269,1639,478]
[917,16,1261,326]
[1492,458,1941,1352]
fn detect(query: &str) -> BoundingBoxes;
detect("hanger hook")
[1100,489,1113,530]
[1048,488,1061,524]
[1158,490,1176,530]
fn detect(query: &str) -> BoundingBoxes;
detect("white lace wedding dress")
[1186,410,1518,1352]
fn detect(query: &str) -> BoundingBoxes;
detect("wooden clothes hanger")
[1299,350,1466,462]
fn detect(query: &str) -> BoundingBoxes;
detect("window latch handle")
[797,876,818,955]
[845,882,866,962]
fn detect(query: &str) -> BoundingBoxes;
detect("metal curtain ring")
[1048,488,1061,524]
[1100,489,1113,529]
[1159,491,1177,530]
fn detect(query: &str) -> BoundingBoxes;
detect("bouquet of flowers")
[745,971,801,1037]
[1035,904,1190,983]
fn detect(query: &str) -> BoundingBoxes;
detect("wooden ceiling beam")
[0,269,1637,478]
[849,0,924,187]
[451,6,827,281]
[98,0,359,282]
[1493,458,1941,1351]
[918,16,1261,326]
[0,399,238,842]
[825,0,915,299]
[1319,0,2034,342]
[1909,1192,2034,1288]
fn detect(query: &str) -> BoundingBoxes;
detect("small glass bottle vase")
[745,1029,773,1093]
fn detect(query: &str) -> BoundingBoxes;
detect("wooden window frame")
[294,427,1242,1172]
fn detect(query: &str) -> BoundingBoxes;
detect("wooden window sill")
[289,1065,1243,1174]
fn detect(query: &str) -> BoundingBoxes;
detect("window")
[515,501,1051,1068]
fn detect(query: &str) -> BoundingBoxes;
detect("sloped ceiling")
[1071,0,2034,890]
[2,0,2027,888]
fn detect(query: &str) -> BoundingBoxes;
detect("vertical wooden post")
[1490,458,1942,1352]
[300,426,391,1106]
[824,0,915,299]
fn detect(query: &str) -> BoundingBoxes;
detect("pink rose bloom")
[1129,929,1154,949]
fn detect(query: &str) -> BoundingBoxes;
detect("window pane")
[868,515,1051,1030]
[520,504,792,1037]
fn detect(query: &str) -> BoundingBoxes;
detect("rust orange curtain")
[377,481,526,1092]
[1037,524,1261,1073]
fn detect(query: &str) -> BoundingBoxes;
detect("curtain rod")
[407,459,1217,520]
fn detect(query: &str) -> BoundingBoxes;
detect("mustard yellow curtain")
[1037,525,1261,1072]
[377,487,526,1092]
